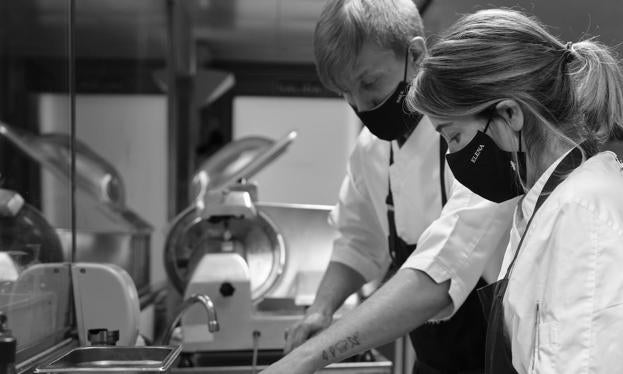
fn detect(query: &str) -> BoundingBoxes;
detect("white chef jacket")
[329,116,516,317]
[500,150,623,374]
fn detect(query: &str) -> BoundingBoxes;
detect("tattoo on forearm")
[321,333,361,362]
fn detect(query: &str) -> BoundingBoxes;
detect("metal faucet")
[159,294,219,345]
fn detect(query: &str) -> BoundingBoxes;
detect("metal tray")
[171,349,392,374]
[34,346,182,373]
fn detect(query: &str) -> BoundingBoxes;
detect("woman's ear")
[408,36,426,66]
[494,100,524,131]
[488,100,525,152]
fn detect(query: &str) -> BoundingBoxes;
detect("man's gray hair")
[314,0,424,93]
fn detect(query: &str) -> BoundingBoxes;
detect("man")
[270,1,516,373]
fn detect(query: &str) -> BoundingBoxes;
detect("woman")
[407,9,623,373]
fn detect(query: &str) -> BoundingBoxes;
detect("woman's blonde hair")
[407,9,623,166]
[314,0,424,93]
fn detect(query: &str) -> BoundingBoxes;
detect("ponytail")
[408,8,623,158]
[570,40,623,142]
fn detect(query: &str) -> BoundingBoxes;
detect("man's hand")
[283,262,366,353]
[284,309,332,353]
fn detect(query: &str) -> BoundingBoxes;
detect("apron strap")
[386,135,449,266]
[505,140,597,277]
[387,134,448,208]
[479,140,598,374]
[439,135,448,206]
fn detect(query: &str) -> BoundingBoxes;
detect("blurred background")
[0,0,621,372]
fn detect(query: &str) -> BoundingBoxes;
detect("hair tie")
[562,41,575,64]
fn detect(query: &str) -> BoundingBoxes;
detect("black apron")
[477,142,597,374]
[386,136,487,374]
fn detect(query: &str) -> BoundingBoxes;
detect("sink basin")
[171,349,391,374]
[34,346,182,373]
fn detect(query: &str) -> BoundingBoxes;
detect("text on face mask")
[471,144,485,163]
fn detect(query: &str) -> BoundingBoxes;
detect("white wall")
[233,96,360,205]
[38,94,169,284]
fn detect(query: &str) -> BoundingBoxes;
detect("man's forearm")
[289,268,451,370]
[308,261,367,315]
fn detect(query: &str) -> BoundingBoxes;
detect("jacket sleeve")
[531,202,623,374]
[401,179,516,319]
[328,156,391,283]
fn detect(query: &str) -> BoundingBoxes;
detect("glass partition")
[68,1,169,344]
[45,1,168,297]
[0,0,73,360]
[1,0,170,358]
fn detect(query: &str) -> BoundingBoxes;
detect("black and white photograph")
[1,1,622,373]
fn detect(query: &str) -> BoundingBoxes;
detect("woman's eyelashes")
[361,80,376,91]
[361,75,379,90]
[369,98,382,108]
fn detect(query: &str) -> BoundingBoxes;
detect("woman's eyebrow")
[357,63,389,78]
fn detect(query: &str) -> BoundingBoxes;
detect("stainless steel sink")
[171,349,392,374]
[34,346,182,373]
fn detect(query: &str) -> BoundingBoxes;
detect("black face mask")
[352,52,422,141]
[446,117,527,203]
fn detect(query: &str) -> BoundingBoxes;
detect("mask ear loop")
[403,48,409,82]
[513,129,528,191]
[483,116,493,134]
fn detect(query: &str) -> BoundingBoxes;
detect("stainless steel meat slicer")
[164,131,308,351]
